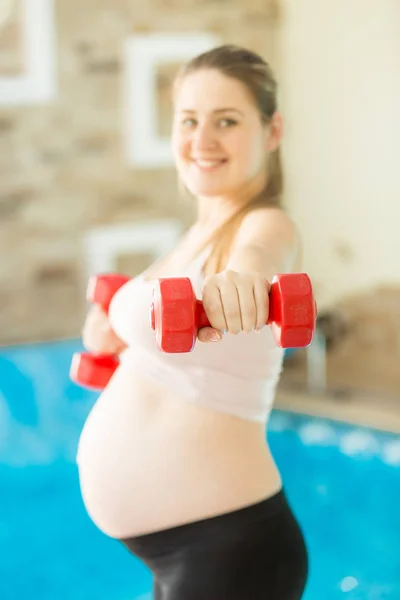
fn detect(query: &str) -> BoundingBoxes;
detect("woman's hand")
[198,270,271,343]
[82,304,128,355]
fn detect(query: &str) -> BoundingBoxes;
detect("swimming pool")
[1,339,399,600]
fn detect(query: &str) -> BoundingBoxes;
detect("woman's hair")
[173,44,284,274]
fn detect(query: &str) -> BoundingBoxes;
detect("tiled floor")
[277,341,400,435]
[275,385,400,434]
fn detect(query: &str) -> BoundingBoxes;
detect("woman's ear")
[265,111,284,152]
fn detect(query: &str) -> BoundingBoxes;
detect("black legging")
[120,488,309,599]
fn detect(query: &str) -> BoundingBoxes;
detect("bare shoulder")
[225,207,302,275]
[235,207,300,249]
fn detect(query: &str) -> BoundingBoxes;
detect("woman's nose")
[192,124,217,152]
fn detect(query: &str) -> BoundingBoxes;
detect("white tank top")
[108,248,285,423]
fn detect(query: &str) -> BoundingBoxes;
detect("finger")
[218,280,242,334]
[253,276,270,331]
[236,281,257,333]
[202,280,227,333]
[197,327,223,343]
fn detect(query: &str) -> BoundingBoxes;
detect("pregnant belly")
[76,365,282,539]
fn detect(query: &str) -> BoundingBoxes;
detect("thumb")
[197,327,223,343]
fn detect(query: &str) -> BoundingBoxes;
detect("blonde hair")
[173,44,284,274]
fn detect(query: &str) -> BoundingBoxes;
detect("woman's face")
[171,68,282,199]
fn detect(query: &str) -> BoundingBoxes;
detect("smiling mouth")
[191,159,228,170]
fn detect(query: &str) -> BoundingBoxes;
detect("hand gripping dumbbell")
[150,273,317,353]
[70,274,130,390]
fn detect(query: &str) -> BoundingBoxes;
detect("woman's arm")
[225,207,302,280]
[199,208,302,342]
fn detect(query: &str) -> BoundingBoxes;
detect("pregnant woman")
[76,44,309,599]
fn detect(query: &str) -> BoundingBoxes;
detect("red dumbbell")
[70,274,130,390]
[150,273,317,353]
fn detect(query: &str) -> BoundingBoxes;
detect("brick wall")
[0,0,279,344]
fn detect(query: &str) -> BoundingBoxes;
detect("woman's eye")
[219,118,237,128]
[182,118,197,128]
[180,117,237,129]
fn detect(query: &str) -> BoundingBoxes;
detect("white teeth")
[195,160,223,168]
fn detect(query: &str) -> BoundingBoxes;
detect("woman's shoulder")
[234,206,300,253]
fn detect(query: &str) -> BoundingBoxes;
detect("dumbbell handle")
[70,273,130,390]
[193,281,281,329]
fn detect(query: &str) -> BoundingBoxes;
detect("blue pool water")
[1,339,399,600]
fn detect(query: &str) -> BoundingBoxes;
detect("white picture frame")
[0,0,15,29]
[123,32,220,168]
[82,219,184,276]
[0,0,56,106]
